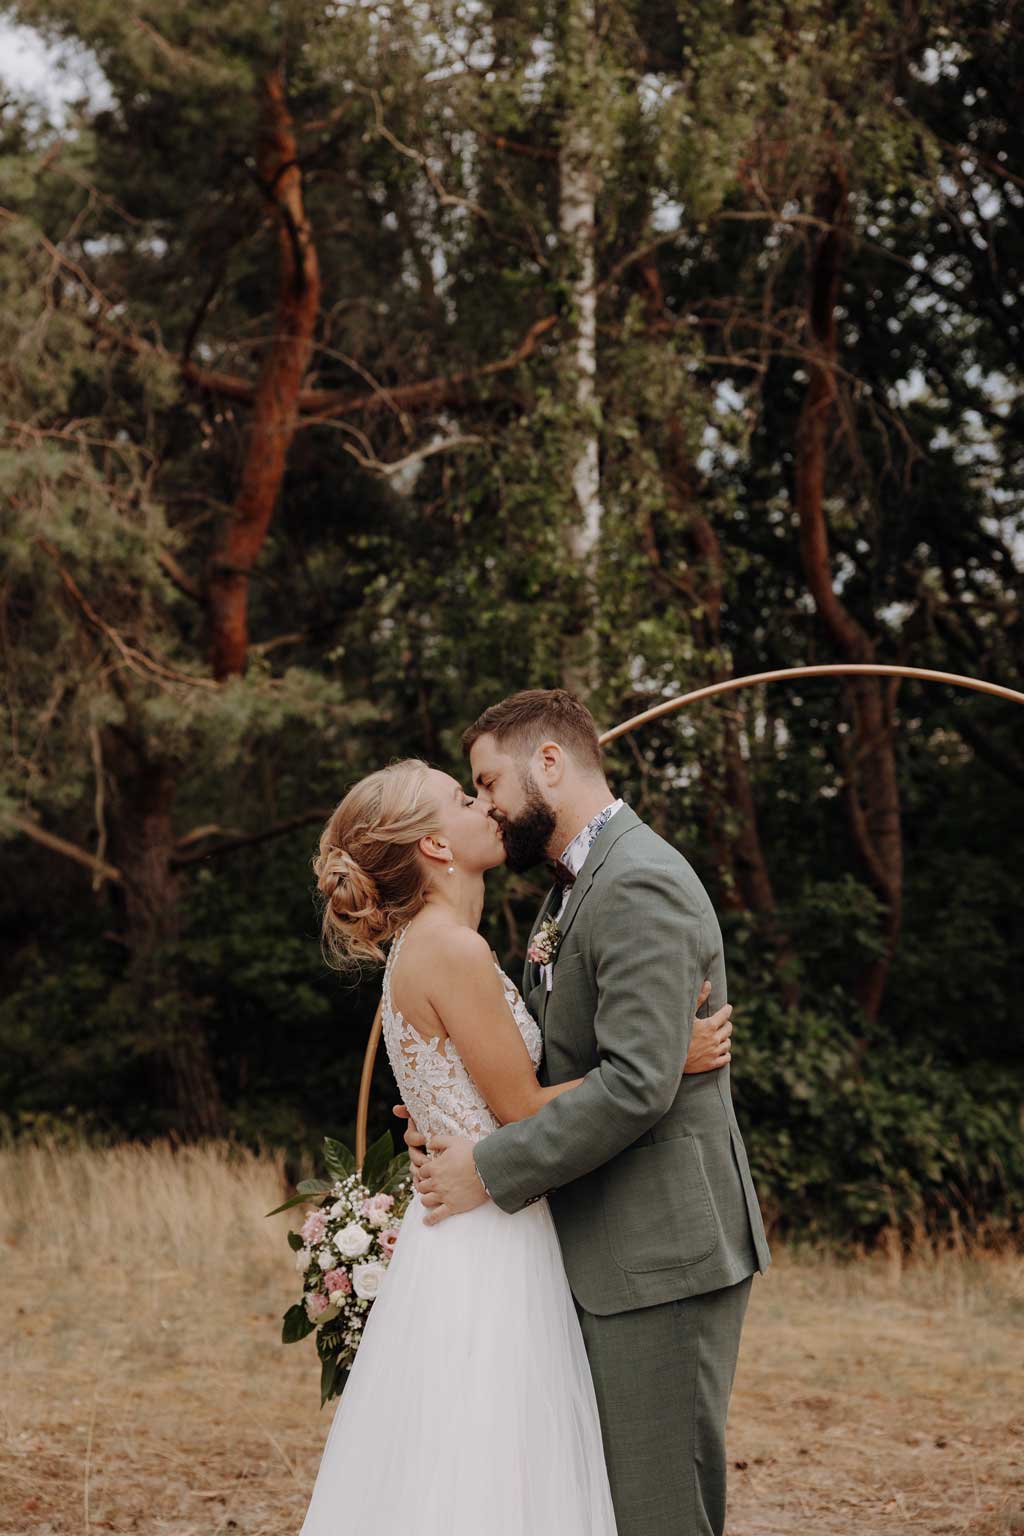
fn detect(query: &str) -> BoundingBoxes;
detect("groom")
[406,688,771,1536]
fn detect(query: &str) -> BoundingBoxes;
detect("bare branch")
[249,631,306,655]
[311,423,484,478]
[478,130,557,163]
[171,808,334,866]
[91,303,556,420]
[4,813,124,885]
[363,89,549,265]
[36,537,219,691]
[157,548,203,603]
[367,88,494,224]
[0,205,121,318]
[88,720,111,893]
[173,823,244,850]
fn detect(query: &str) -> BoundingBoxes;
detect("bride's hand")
[417,1135,489,1225]
[393,1103,431,1188]
[683,980,733,1074]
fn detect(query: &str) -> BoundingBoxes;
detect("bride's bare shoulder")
[402,920,492,981]
[431,924,492,968]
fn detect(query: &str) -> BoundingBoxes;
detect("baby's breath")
[284,1154,413,1404]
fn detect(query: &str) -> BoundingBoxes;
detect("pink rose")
[304,1290,329,1319]
[378,1228,400,1258]
[324,1267,352,1296]
[301,1211,327,1244]
[361,1194,394,1228]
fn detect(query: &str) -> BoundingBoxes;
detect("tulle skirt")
[297,1190,618,1535]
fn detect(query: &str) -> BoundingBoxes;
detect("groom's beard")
[493,780,558,874]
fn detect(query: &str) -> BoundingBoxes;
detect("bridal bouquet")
[267,1131,412,1406]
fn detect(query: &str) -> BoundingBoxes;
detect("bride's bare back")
[381,916,544,1142]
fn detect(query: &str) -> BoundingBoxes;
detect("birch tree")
[558,0,604,696]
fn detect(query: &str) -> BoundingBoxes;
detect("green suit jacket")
[474,804,771,1316]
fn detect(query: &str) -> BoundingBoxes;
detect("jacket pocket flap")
[603,1137,718,1273]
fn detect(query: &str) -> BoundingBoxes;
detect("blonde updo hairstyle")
[313,758,443,969]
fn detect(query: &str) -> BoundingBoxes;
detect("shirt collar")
[558,799,625,879]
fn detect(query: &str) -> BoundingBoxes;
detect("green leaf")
[321,1357,348,1409]
[381,1152,411,1193]
[265,1190,312,1217]
[323,1137,357,1182]
[281,1303,315,1344]
[316,1323,345,1360]
[360,1130,394,1192]
[264,1179,331,1218]
[319,1353,339,1407]
[287,1230,305,1252]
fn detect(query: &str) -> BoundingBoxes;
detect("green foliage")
[726,763,1024,1245]
[281,1302,316,1344]
[731,962,1024,1245]
[1,0,1021,1243]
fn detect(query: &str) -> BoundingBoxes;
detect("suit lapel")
[536,804,641,1033]
[554,804,640,943]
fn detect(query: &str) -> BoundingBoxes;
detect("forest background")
[1,0,1021,1249]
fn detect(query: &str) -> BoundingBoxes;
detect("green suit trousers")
[576,1275,753,1536]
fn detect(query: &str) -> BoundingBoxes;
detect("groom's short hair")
[461,689,603,773]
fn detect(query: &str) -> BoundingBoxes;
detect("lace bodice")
[381,925,543,1143]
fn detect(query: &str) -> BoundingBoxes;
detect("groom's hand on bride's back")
[393,1104,431,1184]
[683,980,733,1074]
[394,1107,486,1221]
[392,980,729,1187]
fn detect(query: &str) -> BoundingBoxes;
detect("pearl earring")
[447,859,455,876]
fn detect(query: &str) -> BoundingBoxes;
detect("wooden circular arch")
[356,662,1024,1168]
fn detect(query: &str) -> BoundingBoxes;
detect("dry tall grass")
[2,1136,1022,1536]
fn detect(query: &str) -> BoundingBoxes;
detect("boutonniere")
[527,916,563,968]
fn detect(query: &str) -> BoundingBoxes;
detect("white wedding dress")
[298,923,618,1536]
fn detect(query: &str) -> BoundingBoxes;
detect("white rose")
[351,1261,387,1301]
[317,1248,335,1271]
[295,1245,312,1272]
[328,1199,346,1218]
[335,1223,371,1260]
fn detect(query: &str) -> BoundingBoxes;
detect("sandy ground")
[725,1251,1023,1535]
[1,1139,1021,1536]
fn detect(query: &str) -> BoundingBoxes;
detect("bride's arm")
[429,928,582,1125]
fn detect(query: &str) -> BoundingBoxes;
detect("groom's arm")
[473,860,707,1215]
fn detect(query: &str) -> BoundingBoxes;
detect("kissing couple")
[298,688,771,1536]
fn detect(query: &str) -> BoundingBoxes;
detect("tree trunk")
[207,68,322,680]
[106,733,225,1138]
[687,502,799,1005]
[637,255,794,994]
[794,168,903,1021]
[559,0,603,699]
[685,506,772,907]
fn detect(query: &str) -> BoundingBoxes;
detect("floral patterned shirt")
[553,799,625,923]
[534,800,625,992]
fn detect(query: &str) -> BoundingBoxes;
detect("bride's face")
[424,768,506,873]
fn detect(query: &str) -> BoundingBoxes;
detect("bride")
[297,758,729,1536]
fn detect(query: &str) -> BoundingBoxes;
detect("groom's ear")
[536,740,566,786]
